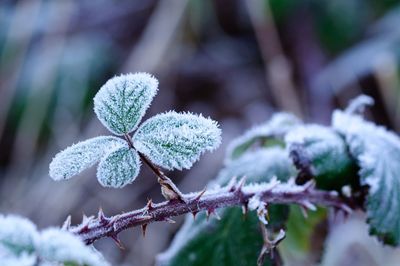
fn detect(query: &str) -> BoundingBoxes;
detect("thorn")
[214,210,221,220]
[303,179,316,191]
[301,200,317,211]
[242,205,248,215]
[146,198,154,210]
[192,211,198,220]
[164,217,176,224]
[206,208,220,221]
[61,215,71,230]
[111,234,124,250]
[235,176,247,193]
[193,187,207,202]
[299,206,308,218]
[227,176,238,192]
[141,224,148,237]
[98,208,108,224]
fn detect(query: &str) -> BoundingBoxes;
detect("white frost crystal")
[226,112,301,162]
[0,215,39,256]
[97,146,141,188]
[38,228,109,266]
[93,72,158,135]
[333,96,400,245]
[49,136,126,181]
[133,111,221,170]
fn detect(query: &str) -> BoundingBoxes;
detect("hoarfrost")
[0,214,39,256]
[38,228,110,266]
[97,146,141,188]
[226,112,301,162]
[93,72,158,135]
[333,97,400,245]
[133,111,221,170]
[49,136,126,181]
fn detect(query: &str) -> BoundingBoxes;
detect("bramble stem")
[69,180,353,245]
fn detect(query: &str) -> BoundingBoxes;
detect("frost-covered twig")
[68,179,352,245]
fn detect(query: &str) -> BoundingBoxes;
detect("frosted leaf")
[49,136,126,181]
[0,252,36,266]
[226,112,301,162]
[217,148,296,185]
[97,146,140,188]
[37,228,110,266]
[0,215,39,256]
[93,72,158,135]
[133,111,221,170]
[285,125,358,189]
[333,109,400,245]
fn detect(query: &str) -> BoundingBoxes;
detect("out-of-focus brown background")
[1,0,400,265]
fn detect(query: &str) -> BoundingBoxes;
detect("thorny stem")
[68,179,354,245]
[123,134,185,201]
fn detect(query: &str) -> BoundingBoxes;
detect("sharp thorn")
[235,176,247,193]
[141,224,148,237]
[111,235,124,250]
[146,198,154,210]
[301,200,317,211]
[227,176,238,192]
[192,211,198,220]
[194,187,207,202]
[61,215,71,230]
[299,206,308,218]
[242,205,248,215]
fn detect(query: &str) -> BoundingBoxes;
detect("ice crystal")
[97,146,141,188]
[49,136,126,181]
[0,214,38,256]
[38,228,110,266]
[333,106,400,245]
[225,112,301,162]
[133,111,221,170]
[93,72,158,135]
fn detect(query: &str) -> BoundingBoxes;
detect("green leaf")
[279,206,327,265]
[226,113,301,162]
[93,73,158,135]
[49,136,126,181]
[217,148,296,185]
[96,147,140,188]
[133,111,221,170]
[158,148,294,266]
[285,125,358,189]
[333,109,400,245]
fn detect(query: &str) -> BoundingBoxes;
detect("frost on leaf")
[226,112,301,162]
[49,136,126,181]
[97,146,140,188]
[333,108,400,245]
[133,111,221,170]
[38,228,110,266]
[217,148,296,185]
[93,72,158,135]
[0,215,39,256]
[285,125,358,189]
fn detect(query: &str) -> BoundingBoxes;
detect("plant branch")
[123,133,185,201]
[68,179,353,245]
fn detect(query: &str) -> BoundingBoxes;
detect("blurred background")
[1,0,400,265]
